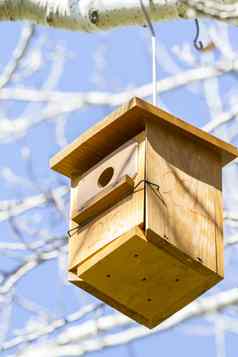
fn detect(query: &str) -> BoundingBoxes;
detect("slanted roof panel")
[50,97,238,178]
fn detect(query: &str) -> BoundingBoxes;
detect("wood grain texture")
[145,119,223,274]
[49,98,234,328]
[214,185,224,277]
[71,138,138,224]
[68,132,145,272]
[50,97,238,178]
[72,175,135,226]
[68,268,152,328]
[76,226,221,329]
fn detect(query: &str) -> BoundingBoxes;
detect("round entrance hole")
[97,167,114,188]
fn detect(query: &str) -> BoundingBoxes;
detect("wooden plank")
[69,188,144,272]
[50,97,238,178]
[68,268,152,328]
[137,98,238,167]
[68,132,145,272]
[214,184,224,277]
[77,226,221,329]
[50,98,144,177]
[145,119,223,274]
[70,138,138,224]
[72,175,135,226]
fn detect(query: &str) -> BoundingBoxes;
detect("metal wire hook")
[194,19,204,51]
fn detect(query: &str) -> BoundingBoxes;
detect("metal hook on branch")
[194,19,204,51]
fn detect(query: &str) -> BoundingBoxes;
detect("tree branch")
[0,57,236,143]
[6,288,238,356]
[1,0,238,32]
[0,245,66,295]
[0,186,68,222]
[1,302,103,352]
[0,23,35,88]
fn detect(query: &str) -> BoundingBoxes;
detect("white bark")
[5,288,238,356]
[0,23,35,88]
[0,57,236,144]
[0,0,238,32]
[0,186,68,222]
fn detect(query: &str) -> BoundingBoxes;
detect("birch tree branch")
[1,0,238,32]
[5,288,238,356]
[0,57,235,104]
[0,244,67,297]
[0,57,236,143]
[0,186,68,222]
[0,23,35,88]
[1,302,103,353]
[202,102,238,133]
[224,211,238,222]
[225,234,238,246]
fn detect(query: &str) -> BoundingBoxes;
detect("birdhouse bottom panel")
[74,226,221,329]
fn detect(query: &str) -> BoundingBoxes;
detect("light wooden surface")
[67,111,225,327]
[68,267,151,328]
[77,226,221,329]
[50,97,238,178]
[68,132,145,272]
[71,139,138,223]
[145,119,223,275]
[72,175,135,225]
[214,186,224,277]
[48,97,237,328]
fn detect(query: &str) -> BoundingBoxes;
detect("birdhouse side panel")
[145,120,223,275]
[68,132,146,272]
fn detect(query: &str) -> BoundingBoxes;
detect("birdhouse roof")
[50,97,238,178]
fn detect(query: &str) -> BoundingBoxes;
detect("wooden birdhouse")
[50,97,238,329]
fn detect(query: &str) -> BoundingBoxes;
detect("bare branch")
[203,103,238,132]
[0,23,35,88]
[1,0,238,32]
[0,57,236,143]
[224,211,238,222]
[0,186,68,222]
[1,302,103,353]
[0,246,66,295]
[8,288,238,356]
[0,58,236,104]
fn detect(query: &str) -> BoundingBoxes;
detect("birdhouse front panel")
[68,132,146,272]
[71,138,139,224]
[50,97,238,329]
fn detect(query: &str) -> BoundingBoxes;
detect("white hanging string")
[139,0,157,106]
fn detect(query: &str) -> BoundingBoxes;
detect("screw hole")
[106,274,111,278]
[134,254,139,258]
[197,257,203,263]
[147,298,152,302]
[175,278,180,282]
[141,277,147,281]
